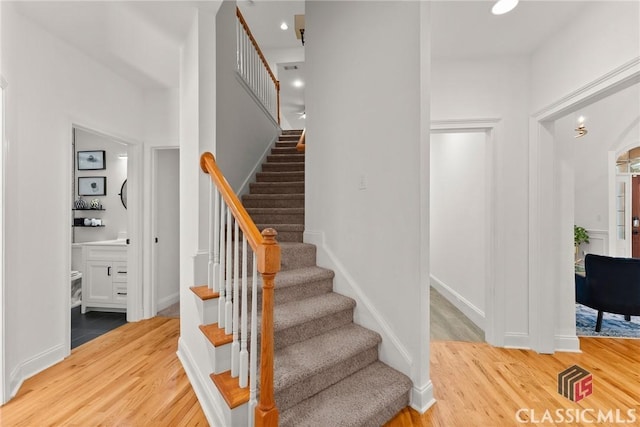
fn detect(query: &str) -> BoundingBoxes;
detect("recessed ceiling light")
[280,22,288,31]
[292,79,304,88]
[491,0,519,15]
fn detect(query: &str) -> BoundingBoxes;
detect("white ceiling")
[10,1,596,99]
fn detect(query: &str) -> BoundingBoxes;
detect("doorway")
[152,148,180,317]
[430,121,497,344]
[68,125,142,351]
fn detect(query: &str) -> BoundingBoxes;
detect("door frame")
[430,118,501,345]
[66,123,144,353]
[529,59,640,353]
[608,143,640,257]
[1,76,7,404]
[149,146,180,316]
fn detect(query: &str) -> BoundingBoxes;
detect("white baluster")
[225,209,233,334]
[239,236,249,388]
[248,251,258,427]
[208,181,214,290]
[212,189,220,292]
[218,202,226,327]
[231,220,240,377]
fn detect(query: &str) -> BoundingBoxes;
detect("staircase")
[239,129,412,426]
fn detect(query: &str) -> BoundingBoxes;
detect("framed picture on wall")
[78,176,107,196]
[77,150,105,170]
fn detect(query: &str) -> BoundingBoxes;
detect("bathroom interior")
[70,127,129,348]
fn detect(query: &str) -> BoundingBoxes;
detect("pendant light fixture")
[492,0,519,15]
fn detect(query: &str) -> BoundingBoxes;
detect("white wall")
[215,1,279,193]
[305,0,427,402]
[73,128,128,243]
[531,1,640,113]
[430,132,486,327]
[1,3,146,399]
[431,57,531,346]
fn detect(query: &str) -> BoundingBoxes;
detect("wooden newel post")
[255,228,280,427]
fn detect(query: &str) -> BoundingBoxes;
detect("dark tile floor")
[71,306,127,349]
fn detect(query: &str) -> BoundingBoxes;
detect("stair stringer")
[303,231,412,372]
[304,230,436,413]
[236,130,281,197]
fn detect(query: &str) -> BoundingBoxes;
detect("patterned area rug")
[576,304,640,338]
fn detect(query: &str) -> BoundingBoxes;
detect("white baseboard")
[177,338,225,427]
[157,293,179,312]
[8,343,66,401]
[410,381,436,414]
[430,275,485,330]
[504,332,530,349]
[304,230,413,376]
[554,334,581,352]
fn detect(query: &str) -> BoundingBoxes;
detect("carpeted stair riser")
[242,194,304,209]
[272,293,356,350]
[257,224,303,242]
[271,147,300,155]
[250,182,304,194]
[275,142,298,149]
[267,154,305,163]
[247,267,335,307]
[282,129,303,135]
[247,209,304,225]
[274,325,382,412]
[279,361,412,427]
[255,171,305,182]
[262,162,304,172]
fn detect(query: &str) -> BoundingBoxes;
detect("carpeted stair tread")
[256,223,304,242]
[267,154,305,163]
[272,293,356,348]
[256,171,305,182]
[279,361,412,427]
[271,147,300,155]
[247,207,304,225]
[275,142,299,148]
[252,266,334,290]
[262,162,305,172]
[278,242,318,271]
[249,181,304,194]
[274,324,381,411]
[242,194,304,209]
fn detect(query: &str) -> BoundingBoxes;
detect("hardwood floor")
[0,317,208,426]
[430,286,484,342]
[1,317,638,426]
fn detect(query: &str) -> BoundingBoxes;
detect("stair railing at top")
[236,7,280,125]
[296,128,306,152]
[201,152,280,427]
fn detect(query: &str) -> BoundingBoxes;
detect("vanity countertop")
[73,239,127,247]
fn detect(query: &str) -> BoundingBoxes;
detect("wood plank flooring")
[1,317,639,426]
[430,286,484,342]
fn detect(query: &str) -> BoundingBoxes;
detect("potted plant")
[574,225,590,262]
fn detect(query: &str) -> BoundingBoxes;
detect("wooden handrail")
[296,128,306,152]
[200,152,280,427]
[236,7,278,88]
[200,152,263,250]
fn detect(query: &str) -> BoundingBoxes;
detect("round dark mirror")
[119,179,128,209]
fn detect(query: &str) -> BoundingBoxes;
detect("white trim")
[177,338,225,427]
[429,119,501,346]
[430,274,485,330]
[157,292,180,312]
[8,344,66,401]
[529,58,640,354]
[235,132,278,196]
[554,335,581,353]
[0,78,5,403]
[410,381,436,414]
[503,333,530,349]
[431,118,501,131]
[303,230,413,373]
